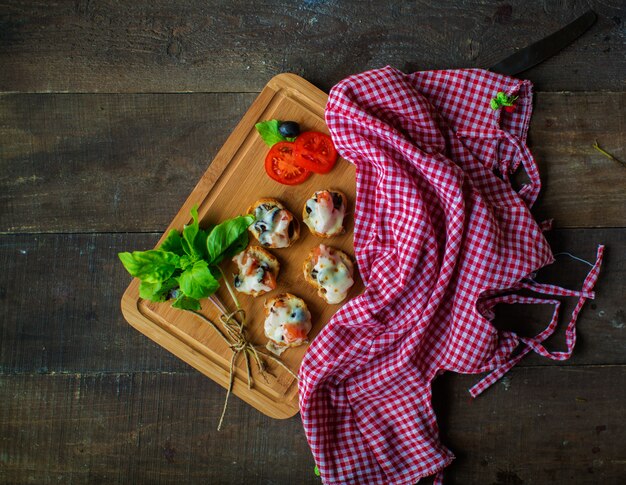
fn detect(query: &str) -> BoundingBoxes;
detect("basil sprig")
[119,205,255,310]
[254,119,296,146]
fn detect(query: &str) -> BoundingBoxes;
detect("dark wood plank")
[1,92,624,233]
[0,367,624,484]
[0,92,255,233]
[0,229,623,375]
[431,366,626,484]
[0,233,189,374]
[0,1,623,93]
[530,92,626,228]
[0,372,318,485]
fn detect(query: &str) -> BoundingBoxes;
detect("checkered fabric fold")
[298,67,603,484]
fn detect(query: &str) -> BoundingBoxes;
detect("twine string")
[188,304,298,431]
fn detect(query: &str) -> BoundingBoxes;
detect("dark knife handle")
[489,10,597,76]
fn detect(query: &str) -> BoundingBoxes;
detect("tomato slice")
[283,323,308,344]
[264,142,312,185]
[262,269,277,290]
[294,131,338,174]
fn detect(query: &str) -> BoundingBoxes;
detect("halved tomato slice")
[294,131,338,174]
[283,323,308,344]
[264,142,311,185]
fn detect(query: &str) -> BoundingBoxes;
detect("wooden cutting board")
[120,73,362,419]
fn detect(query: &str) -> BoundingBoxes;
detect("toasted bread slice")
[302,190,347,238]
[232,246,279,297]
[303,244,354,304]
[248,198,300,248]
[263,293,312,350]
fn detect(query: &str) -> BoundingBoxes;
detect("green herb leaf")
[209,265,222,280]
[159,229,184,255]
[182,205,201,257]
[255,119,294,146]
[207,214,255,265]
[194,228,210,259]
[314,465,320,477]
[178,260,220,299]
[178,255,194,271]
[118,250,180,283]
[139,279,178,302]
[171,294,201,311]
[490,91,519,110]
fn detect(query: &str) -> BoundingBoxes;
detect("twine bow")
[190,295,298,431]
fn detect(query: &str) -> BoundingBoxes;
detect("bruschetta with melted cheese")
[264,293,312,354]
[302,190,347,238]
[303,244,354,304]
[232,246,279,297]
[248,198,300,248]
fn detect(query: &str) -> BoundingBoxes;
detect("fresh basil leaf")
[225,231,250,260]
[182,205,201,257]
[194,228,210,259]
[255,119,294,146]
[180,206,213,259]
[139,279,178,302]
[159,229,183,255]
[178,255,194,271]
[209,265,222,280]
[118,250,180,283]
[171,294,201,311]
[206,214,255,265]
[178,260,220,299]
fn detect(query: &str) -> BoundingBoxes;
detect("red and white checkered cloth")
[298,67,603,484]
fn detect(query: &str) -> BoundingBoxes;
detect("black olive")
[260,262,269,270]
[331,192,343,210]
[311,269,318,278]
[305,205,312,214]
[234,275,242,288]
[278,121,300,138]
[255,221,268,232]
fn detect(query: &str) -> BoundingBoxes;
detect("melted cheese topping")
[264,297,312,345]
[305,191,345,235]
[232,250,274,294]
[253,205,293,248]
[313,245,354,304]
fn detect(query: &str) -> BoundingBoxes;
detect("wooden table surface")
[1,1,625,484]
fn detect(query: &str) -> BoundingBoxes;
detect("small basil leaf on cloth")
[159,229,184,254]
[118,250,180,283]
[255,119,295,146]
[171,294,201,311]
[207,214,255,265]
[178,260,220,299]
